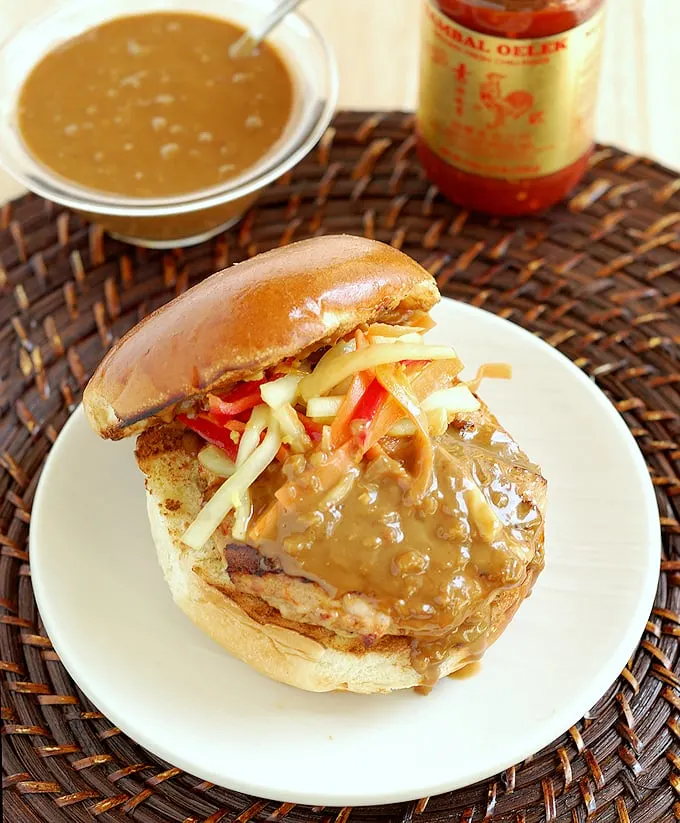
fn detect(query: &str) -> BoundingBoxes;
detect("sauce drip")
[18,13,293,197]
[250,410,545,688]
[449,661,482,679]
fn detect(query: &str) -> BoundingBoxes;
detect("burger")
[83,235,546,694]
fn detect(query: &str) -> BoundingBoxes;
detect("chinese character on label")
[417,0,607,215]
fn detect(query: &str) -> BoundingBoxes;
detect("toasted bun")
[136,415,544,694]
[83,235,439,440]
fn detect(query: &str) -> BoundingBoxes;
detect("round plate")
[30,297,660,806]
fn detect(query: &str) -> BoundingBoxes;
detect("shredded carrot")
[361,395,403,452]
[365,324,413,342]
[373,363,434,503]
[329,371,372,449]
[361,362,461,487]
[350,361,464,502]
[354,328,369,349]
[406,310,437,331]
[466,362,512,393]
[224,419,247,432]
[264,354,463,519]
[275,443,290,463]
[364,443,384,461]
[408,358,463,399]
[329,361,460,456]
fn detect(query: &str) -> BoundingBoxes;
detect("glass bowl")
[0,0,337,248]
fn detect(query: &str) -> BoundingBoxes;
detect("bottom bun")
[138,424,542,694]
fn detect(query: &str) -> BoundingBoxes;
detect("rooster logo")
[478,73,535,129]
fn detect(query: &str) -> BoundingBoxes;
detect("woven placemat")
[1,111,679,823]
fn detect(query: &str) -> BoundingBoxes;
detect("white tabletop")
[2,0,678,204]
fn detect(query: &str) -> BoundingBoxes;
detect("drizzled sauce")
[449,661,482,679]
[251,408,546,688]
[18,13,293,197]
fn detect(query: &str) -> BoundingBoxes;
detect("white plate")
[30,297,660,806]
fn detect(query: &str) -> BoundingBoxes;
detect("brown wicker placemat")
[1,111,679,823]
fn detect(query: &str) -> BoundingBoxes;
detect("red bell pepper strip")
[208,391,261,421]
[218,379,265,402]
[207,379,266,421]
[348,378,391,453]
[350,379,388,426]
[177,414,239,460]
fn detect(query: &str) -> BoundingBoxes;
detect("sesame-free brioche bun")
[83,235,439,440]
[83,234,546,695]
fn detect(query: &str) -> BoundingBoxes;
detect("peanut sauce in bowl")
[0,0,337,247]
[18,14,294,199]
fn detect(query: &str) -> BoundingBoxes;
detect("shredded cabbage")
[427,407,449,437]
[236,405,269,463]
[272,403,310,453]
[299,343,458,401]
[369,333,423,345]
[182,417,282,550]
[231,405,269,540]
[366,322,426,337]
[387,409,450,437]
[197,445,236,477]
[260,374,302,409]
[231,493,252,542]
[421,385,480,413]
[306,395,344,419]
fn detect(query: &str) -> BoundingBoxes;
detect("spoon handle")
[230,0,305,58]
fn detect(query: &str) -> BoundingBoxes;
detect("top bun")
[83,235,439,440]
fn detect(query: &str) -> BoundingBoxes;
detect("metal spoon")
[229,0,306,58]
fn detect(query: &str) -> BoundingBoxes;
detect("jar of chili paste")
[416,0,606,215]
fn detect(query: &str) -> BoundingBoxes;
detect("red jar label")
[417,1,605,179]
